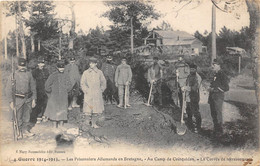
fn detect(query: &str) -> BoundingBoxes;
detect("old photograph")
[0,0,259,165]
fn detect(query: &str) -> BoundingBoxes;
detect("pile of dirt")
[68,104,177,147]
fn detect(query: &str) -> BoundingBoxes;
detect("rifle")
[11,56,21,141]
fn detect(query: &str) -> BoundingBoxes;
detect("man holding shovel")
[115,57,132,108]
[182,63,202,133]
[147,56,163,106]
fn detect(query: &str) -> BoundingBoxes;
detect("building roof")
[163,38,202,46]
[153,30,195,40]
[226,47,246,54]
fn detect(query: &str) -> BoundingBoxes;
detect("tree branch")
[174,0,192,18]
[211,0,228,13]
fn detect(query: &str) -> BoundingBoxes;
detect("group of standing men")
[6,54,229,140]
[6,55,133,139]
[146,56,229,136]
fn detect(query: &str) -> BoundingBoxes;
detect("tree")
[103,1,160,54]
[17,1,26,58]
[25,1,59,52]
[4,1,27,58]
[28,0,35,53]
[68,2,76,50]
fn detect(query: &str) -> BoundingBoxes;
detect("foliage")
[102,1,160,52]
[4,1,27,16]
[25,1,59,41]
[194,26,254,57]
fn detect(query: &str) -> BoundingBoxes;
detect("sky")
[1,0,250,39]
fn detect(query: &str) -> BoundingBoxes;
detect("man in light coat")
[81,57,106,128]
[114,57,132,108]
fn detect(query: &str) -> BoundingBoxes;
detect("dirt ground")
[0,71,259,165]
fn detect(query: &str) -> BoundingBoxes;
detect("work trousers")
[186,101,201,130]
[35,93,48,118]
[11,101,32,132]
[104,78,118,103]
[208,92,224,133]
[151,81,162,105]
[118,85,129,106]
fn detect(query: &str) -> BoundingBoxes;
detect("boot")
[158,94,163,106]
[117,95,123,108]
[72,97,80,108]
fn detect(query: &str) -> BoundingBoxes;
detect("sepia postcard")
[0,0,259,165]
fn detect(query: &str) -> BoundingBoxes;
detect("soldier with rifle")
[6,57,37,140]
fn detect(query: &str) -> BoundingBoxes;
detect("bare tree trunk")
[29,0,35,53]
[38,39,41,51]
[130,17,134,55]
[68,2,75,50]
[15,14,19,57]
[4,34,8,60]
[31,34,35,53]
[211,4,216,64]
[3,11,8,60]
[59,32,62,60]
[245,0,260,111]
[18,1,26,59]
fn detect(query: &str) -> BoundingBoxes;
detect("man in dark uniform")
[147,56,163,105]
[182,64,202,133]
[64,57,81,110]
[6,58,37,138]
[101,56,117,104]
[208,59,229,136]
[32,57,49,124]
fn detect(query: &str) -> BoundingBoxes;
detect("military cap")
[189,63,197,69]
[69,57,76,61]
[56,60,65,68]
[89,57,98,63]
[153,56,159,60]
[18,58,27,66]
[38,57,45,63]
[106,56,112,61]
[212,59,220,65]
[121,57,127,61]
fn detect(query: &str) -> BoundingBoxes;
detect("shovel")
[176,90,187,135]
[124,85,127,109]
[144,82,153,106]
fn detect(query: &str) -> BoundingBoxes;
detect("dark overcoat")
[44,71,72,121]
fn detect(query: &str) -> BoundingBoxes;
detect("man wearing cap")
[208,59,229,136]
[115,57,132,108]
[101,56,117,104]
[32,57,49,124]
[6,58,37,138]
[175,56,190,108]
[147,56,163,105]
[64,57,81,110]
[81,57,106,128]
[45,60,73,129]
[182,63,202,133]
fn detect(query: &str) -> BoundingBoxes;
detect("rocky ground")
[0,71,259,165]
